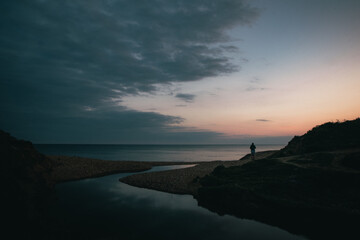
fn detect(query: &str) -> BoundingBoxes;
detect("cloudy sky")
[1,0,359,144]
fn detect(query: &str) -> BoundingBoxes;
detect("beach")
[47,150,277,191]
[48,155,206,183]
[119,150,277,195]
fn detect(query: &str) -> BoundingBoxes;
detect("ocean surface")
[49,165,306,240]
[35,144,284,162]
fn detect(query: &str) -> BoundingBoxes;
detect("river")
[48,165,307,240]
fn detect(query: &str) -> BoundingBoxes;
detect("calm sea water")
[35,144,284,162]
[48,166,307,240]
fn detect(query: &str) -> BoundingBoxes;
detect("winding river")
[48,165,307,240]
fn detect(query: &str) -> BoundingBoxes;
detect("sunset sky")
[1,0,359,144]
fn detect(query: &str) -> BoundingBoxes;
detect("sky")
[1,0,359,144]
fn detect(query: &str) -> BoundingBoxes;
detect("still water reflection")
[50,165,307,240]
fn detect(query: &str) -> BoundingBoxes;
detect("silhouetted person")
[250,143,256,160]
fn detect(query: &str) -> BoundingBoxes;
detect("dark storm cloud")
[0,0,258,94]
[175,93,196,103]
[0,0,259,143]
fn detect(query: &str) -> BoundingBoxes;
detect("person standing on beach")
[250,143,256,160]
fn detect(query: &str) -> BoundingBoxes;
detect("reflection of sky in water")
[51,166,307,240]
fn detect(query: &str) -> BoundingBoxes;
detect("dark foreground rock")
[196,156,360,239]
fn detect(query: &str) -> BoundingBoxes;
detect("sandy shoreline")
[48,155,214,183]
[119,150,278,195]
[49,151,277,186]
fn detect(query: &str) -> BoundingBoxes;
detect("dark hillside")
[197,158,360,239]
[0,130,54,238]
[278,118,360,156]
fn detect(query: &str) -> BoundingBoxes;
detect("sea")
[34,144,284,162]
